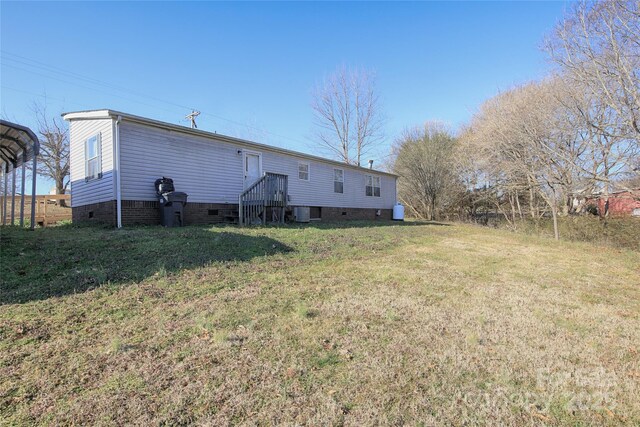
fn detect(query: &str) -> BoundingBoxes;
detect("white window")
[85,134,101,180]
[298,162,309,181]
[366,174,381,197]
[334,168,344,193]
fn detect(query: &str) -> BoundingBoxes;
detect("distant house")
[62,110,397,227]
[586,188,640,217]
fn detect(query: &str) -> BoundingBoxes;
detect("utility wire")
[2,51,197,113]
[1,85,95,111]
[2,62,181,115]
[1,50,311,148]
[2,51,392,164]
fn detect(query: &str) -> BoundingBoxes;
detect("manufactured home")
[63,110,398,227]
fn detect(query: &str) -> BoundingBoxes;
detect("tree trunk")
[56,179,67,207]
[528,187,537,219]
[515,190,523,219]
[430,197,436,221]
[601,165,610,221]
[561,195,570,216]
[551,205,559,240]
[510,193,517,228]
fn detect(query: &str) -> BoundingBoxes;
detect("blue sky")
[1,1,568,192]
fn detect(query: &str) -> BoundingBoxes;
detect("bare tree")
[311,66,385,166]
[546,0,640,139]
[553,80,637,216]
[31,102,70,195]
[444,1,640,231]
[463,80,585,239]
[545,0,640,217]
[392,122,459,221]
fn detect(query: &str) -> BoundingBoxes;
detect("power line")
[0,50,311,148]
[2,52,141,94]
[1,63,181,115]
[2,54,309,146]
[2,51,197,113]
[0,85,94,110]
[2,51,392,164]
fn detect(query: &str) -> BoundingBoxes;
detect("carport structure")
[0,120,39,229]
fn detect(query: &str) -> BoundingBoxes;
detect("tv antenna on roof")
[185,110,200,129]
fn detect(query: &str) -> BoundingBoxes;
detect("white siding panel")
[69,119,114,207]
[118,120,397,209]
[119,122,243,203]
[261,153,396,209]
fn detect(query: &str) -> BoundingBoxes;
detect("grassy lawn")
[1,221,639,425]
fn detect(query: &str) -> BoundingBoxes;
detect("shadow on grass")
[0,224,293,305]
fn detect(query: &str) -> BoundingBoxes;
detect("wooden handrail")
[239,172,288,226]
[40,194,70,201]
[240,172,288,199]
[0,194,70,200]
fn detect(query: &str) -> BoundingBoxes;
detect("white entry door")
[243,152,262,188]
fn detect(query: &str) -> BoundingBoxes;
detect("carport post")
[1,167,4,225]
[31,154,37,230]
[2,166,7,225]
[20,153,26,227]
[10,166,16,225]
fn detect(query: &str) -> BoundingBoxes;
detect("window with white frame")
[366,174,381,197]
[85,133,101,180]
[298,162,309,181]
[334,168,344,193]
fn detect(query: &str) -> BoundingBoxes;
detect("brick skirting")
[72,200,117,226]
[184,203,239,225]
[72,200,239,226]
[121,200,160,225]
[318,207,393,221]
[73,200,392,226]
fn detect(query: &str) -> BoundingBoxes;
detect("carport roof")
[0,120,40,171]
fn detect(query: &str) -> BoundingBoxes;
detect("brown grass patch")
[1,221,638,425]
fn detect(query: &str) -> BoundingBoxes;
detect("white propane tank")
[393,203,405,221]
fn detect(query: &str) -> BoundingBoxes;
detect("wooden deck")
[1,194,71,227]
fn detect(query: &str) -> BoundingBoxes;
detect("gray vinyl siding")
[117,120,397,209]
[69,119,114,207]
[262,153,396,209]
[119,121,243,203]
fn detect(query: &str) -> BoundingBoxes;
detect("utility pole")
[185,110,200,129]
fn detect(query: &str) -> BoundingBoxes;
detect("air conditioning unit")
[294,206,310,223]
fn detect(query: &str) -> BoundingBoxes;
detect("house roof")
[597,187,640,196]
[62,109,398,178]
[0,120,40,172]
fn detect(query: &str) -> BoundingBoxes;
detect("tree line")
[388,1,639,239]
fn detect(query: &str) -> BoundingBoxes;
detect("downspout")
[114,115,123,228]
